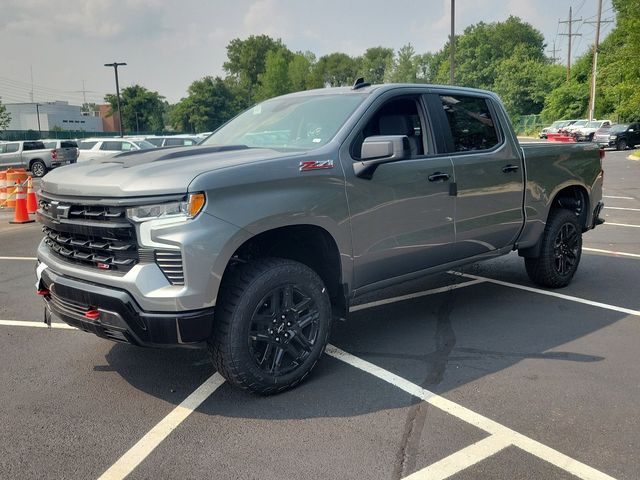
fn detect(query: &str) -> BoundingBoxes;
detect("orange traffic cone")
[9,183,35,224]
[26,176,38,214]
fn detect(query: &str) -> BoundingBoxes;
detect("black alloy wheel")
[617,139,627,151]
[249,284,320,376]
[553,222,580,276]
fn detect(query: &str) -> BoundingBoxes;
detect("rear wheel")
[525,209,582,288]
[209,258,331,395]
[616,139,627,151]
[30,160,47,178]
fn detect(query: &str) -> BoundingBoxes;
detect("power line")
[559,6,583,81]
[586,0,614,121]
[547,40,561,63]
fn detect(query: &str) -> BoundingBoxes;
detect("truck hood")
[41,145,286,198]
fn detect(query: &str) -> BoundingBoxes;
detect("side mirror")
[354,135,410,179]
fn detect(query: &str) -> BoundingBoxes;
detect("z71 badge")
[299,160,334,172]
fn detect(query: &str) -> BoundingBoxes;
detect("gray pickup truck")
[35,83,604,394]
[0,140,75,177]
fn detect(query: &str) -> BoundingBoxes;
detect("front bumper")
[39,266,214,347]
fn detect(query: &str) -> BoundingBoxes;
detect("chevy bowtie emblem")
[299,160,334,172]
[49,201,70,220]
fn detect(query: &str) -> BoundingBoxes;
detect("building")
[98,104,121,133]
[4,101,103,132]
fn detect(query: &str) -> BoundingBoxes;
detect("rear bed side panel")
[516,142,603,249]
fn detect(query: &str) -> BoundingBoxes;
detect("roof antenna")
[352,77,371,90]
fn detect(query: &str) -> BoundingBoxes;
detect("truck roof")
[279,83,499,100]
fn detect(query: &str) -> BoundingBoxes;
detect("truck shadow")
[102,257,626,420]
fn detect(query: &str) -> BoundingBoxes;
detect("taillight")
[51,149,58,160]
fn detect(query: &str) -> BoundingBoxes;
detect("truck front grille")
[38,199,138,272]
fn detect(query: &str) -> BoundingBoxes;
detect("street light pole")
[35,103,42,137]
[104,62,127,137]
[450,0,455,85]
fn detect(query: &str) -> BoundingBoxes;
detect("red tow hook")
[84,309,100,320]
[37,288,50,297]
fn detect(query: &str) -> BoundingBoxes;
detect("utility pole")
[449,0,455,85]
[559,7,582,81]
[81,80,87,104]
[30,66,34,102]
[586,0,613,121]
[104,62,127,137]
[547,40,561,63]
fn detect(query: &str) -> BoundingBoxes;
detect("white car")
[144,135,201,147]
[562,119,589,134]
[574,120,613,142]
[77,138,156,162]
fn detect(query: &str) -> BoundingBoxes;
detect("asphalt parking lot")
[1,149,638,480]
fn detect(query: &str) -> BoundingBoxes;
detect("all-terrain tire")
[616,139,627,151]
[525,208,582,288]
[209,257,331,395]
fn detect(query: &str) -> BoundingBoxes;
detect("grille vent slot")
[155,250,184,285]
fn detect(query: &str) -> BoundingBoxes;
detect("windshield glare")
[202,93,366,151]
[586,121,601,128]
[573,120,588,127]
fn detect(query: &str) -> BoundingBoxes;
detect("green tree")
[81,103,98,115]
[105,85,166,132]
[315,53,360,87]
[359,47,393,83]
[223,35,289,103]
[255,49,293,101]
[386,44,418,83]
[169,76,238,132]
[541,81,589,120]
[0,98,10,132]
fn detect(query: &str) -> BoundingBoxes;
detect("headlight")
[609,135,617,139]
[127,192,206,222]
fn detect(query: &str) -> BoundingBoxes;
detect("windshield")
[586,121,602,128]
[610,124,628,132]
[572,120,588,127]
[551,121,565,127]
[202,93,367,151]
[132,140,156,150]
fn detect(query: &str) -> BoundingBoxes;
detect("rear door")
[433,92,525,258]
[0,142,22,168]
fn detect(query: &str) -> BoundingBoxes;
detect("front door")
[341,94,456,290]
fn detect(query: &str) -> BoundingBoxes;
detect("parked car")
[539,120,570,139]
[561,119,589,135]
[77,138,156,162]
[573,120,613,142]
[594,123,640,150]
[36,83,604,394]
[41,139,79,165]
[144,135,201,147]
[195,132,213,139]
[0,140,71,177]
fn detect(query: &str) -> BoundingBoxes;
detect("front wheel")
[525,209,582,288]
[30,160,47,178]
[209,258,331,395]
[616,139,627,151]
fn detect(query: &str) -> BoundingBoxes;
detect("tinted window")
[440,95,499,152]
[146,138,163,147]
[61,141,77,148]
[24,141,45,151]
[5,143,19,153]
[79,141,98,150]
[43,141,56,149]
[100,141,124,151]
[165,138,187,146]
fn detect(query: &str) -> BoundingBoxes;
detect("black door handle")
[428,172,451,182]
[502,164,520,173]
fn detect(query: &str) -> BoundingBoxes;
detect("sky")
[0,0,617,105]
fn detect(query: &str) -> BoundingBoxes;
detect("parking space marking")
[583,247,640,259]
[0,319,75,330]
[454,272,640,318]
[402,435,511,480]
[604,206,640,212]
[97,373,226,480]
[349,279,485,312]
[0,256,38,261]
[327,345,616,480]
[603,195,634,200]
[603,222,640,228]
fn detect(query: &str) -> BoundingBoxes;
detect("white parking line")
[603,195,634,200]
[604,206,640,212]
[604,222,640,228]
[0,256,37,261]
[0,319,75,330]
[455,272,640,317]
[584,247,640,259]
[402,435,511,480]
[97,373,226,480]
[349,279,485,312]
[327,346,616,480]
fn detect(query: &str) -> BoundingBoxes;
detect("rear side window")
[439,95,500,152]
[79,141,98,150]
[146,138,163,147]
[61,141,77,148]
[24,141,45,151]
[101,141,124,151]
[165,138,187,146]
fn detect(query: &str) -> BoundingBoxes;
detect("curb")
[628,154,640,161]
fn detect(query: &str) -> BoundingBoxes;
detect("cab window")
[439,95,500,152]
